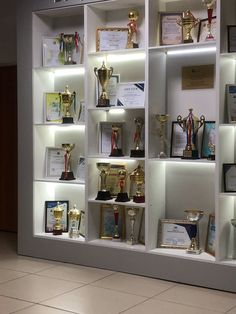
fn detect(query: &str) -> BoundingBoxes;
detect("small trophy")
[185,209,204,254]
[94,61,113,107]
[156,114,169,158]
[177,109,205,159]
[127,10,139,48]
[202,0,216,41]
[130,164,145,203]
[130,117,145,157]
[115,168,130,202]
[177,10,200,43]
[60,144,76,180]
[95,162,112,201]
[59,32,79,65]
[127,208,139,245]
[59,85,76,124]
[68,204,81,238]
[109,124,124,157]
[53,202,64,235]
[112,205,121,241]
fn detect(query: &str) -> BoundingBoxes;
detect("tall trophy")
[112,205,121,241]
[127,10,139,48]
[95,162,112,200]
[177,109,205,159]
[94,61,113,107]
[109,124,124,157]
[115,168,130,202]
[130,164,145,203]
[130,117,145,157]
[60,143,76,180]
[59,32,79,65]
[68,204,81,238]
[202,0,216,41]
[185,209,204,254]
[59,85,76,124]
[53,202,64,235]
[127,208,139,245]
[156,114,169,158]
[177,10,200,43]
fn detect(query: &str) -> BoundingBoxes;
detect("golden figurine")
[127,10,139,48]
[115,168,130,202]
[130,164,145,203]
[60,143,76,180]
[130,117,145,157]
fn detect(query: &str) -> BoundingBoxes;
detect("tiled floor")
[0,232,235,314]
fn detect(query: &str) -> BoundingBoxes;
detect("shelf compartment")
[149,41,216,54]
[88,239,145,252]
[88,199,145,208]
[35,233,85,243]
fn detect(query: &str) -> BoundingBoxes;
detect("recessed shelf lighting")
[54,67,85,76]
[167,47,216,55]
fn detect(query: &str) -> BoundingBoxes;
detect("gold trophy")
[177,10,200,43]
[68,204,81,238]
[94,61,113,107]
[60,144,76,180]
[127,208,139,245]
[53,202,64,235]
[109,124,124,157]
[96,162,112,201]
[156,114,169,158]
[112,205,121,241]
[127,10,139,48]
[115,168,130,202]
[202,0,216,41]
[130,117,145,157]
[177,109,205,159]
[59,85,76,124]
[185,209,204,254]
[130,164,145,203]
[59,32,79,65]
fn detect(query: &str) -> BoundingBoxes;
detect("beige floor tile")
[42,285,146,314]
[37,264,113,284]
[0,274,83,303]
[0,268,27,283]
[227,306,236,314]
[0,295,32,314]
[12,304,76,314]
[92,272,174,297]
[121,299,223,314]
[155,284,236,312]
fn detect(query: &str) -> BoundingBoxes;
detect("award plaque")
[226,84,236,123]
[96,28,129,52]
[159,13,183,45]
[223,164,236,192]
[100,204,125,240]
[116,82,145,107]
[44,92,62,123]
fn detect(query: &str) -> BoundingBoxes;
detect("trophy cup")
[59,32,79,65]
[94,61,113,107]
[112,205,121,241]
[53,202,64,235]
[68,204,81,238]
[177,109,205,159]
[130,164,145,203]
[202,0,216,41]
[177,10,200,43]
[60,144,76,180]
[95,162,112,201]
[127,10,139,48]
[156,114,169,158]
[109,124,124,157]
[59,85,76,124]
[115,168,130,202]
[185,209,204,254]
[130,117,145,157]
[127,208,139,245]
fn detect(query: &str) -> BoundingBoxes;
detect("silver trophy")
[127,208,139,245]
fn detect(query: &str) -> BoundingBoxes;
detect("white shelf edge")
[219,192,236,197]
[34,233,85,243]
[87,106,145,111]
[149,41,216,53]
[220,123,236,127]
[148,158,215,164]
[35,178,85,185]
[88,239,145,252]
[88,48,146,57]
[33,64,85,71]
[219,259,236,266]
[88,198,145,208]
[88,155,145,161]
[34,123,85,127]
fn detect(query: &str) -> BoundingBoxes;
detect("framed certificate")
[45,147,64,177]
[99,121,124,155]
[223,163,236,192]
[96,74,120,106]
[157,219,197,249]
[96,28,129,52]
[42,37,63,67]
[116,82,145,107]
[170,121,185,158]
[226,84,236,123]
[45,200,69,233]
[79,210,85,237]
[205,214,215,256]
[227,25,236,53]
[159,12,183,45]
[198,17,216,43]
[44,92,62,123]
[182,64,215,90]
[201,121,216,158]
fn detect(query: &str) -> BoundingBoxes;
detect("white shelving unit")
[17,0,236,292]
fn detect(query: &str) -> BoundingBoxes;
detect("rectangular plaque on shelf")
[228,25,236,53]
[182,64,215,90]
[205,214,215,256]
[201,121,216,159]
[96,28,129,52]
[44,92,62,123]
[226,84,236,123]
[170,121,185,158]
[159,12,183,46]
[45,147,64,177]
[116,82,145,107]
[45,200,69,233]
[223,163,236,192]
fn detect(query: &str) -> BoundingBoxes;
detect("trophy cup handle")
[109,67,113,79]
[94,67,98,77]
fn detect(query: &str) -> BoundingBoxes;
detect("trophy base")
[133,195,145,203]
[109,149,124,157]
[64,61,76,65]
[115,192,130,202]
[97,98,110,107]
[181,149,199,159]
[53,229,63,236]
[69,228,79,239]
[127,238,136,245]
[60,171,76,181]
[158,152,167,159]
[183,39,194,43]
[207,154,215,160]
[186,248,202,255]
[62,117,74,124]
[112,236,121,242]
[130,149,145,158]
[127,42,139,49]
[95,190,113,201]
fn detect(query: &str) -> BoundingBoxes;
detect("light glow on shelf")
[167,47,216,55]
[49,125,85,132]
[54,67,85,76]
[109,108,125,114]
[97,53,145,63]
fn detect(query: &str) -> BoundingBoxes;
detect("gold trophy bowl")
[177,10,200,43]
[68,204,81,238]
[156,114,169,158]
[53,202,64,236]
[185,209,204,254]
[60,143,76,181]
[94,61,113,107]
[59,85,76,124]
[95,162,112,201]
